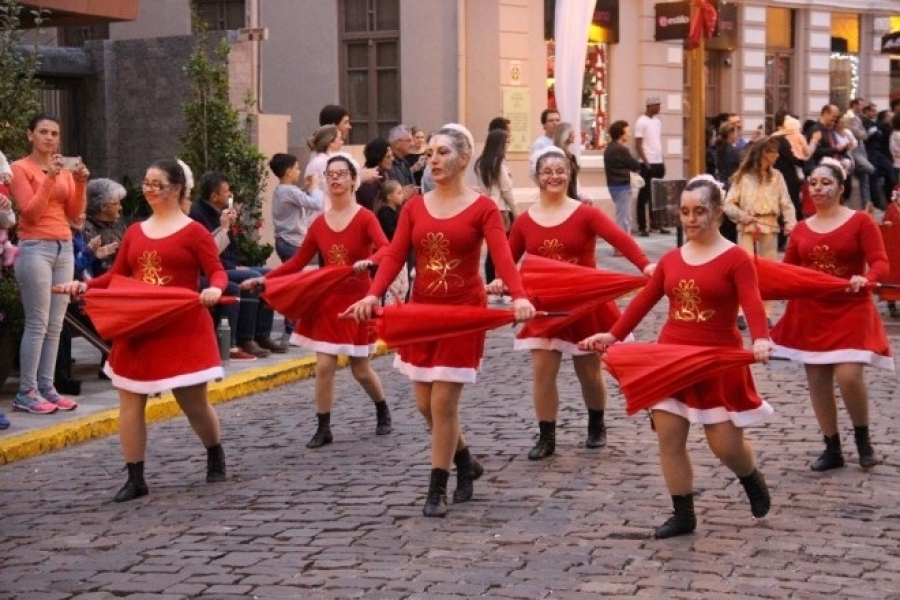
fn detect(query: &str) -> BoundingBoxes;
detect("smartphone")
[227,195,234,209]
[61,156,81,170]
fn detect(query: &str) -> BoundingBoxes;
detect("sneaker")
[239,340,271,358]
[0,412,10,429]
[13,390,58,414]
[40,388,79,411]
[229,347,258,362]
[255,337,288,354]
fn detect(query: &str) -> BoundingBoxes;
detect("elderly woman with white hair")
[346,124,536,518]
[489,145,654,461]
[83,178,127,277]
[240,153,393,449]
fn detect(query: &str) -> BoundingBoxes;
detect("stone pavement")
[2,230,900,599]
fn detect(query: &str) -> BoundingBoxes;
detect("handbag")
[630,172,646,191]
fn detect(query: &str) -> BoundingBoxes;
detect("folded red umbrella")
[74,275,237,341]
[520,254,646,337]
[754,258,852,300]
[261,265,355,321]
[602,342,756,415]
[369,303,565,347]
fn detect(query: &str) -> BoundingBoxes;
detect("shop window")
[544,0,617,151]
[339,0,400,144]
[830,13,860,110]
[195,0,246,31]
[764,8,794,134]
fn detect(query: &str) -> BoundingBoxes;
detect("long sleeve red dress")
[771,211,893,370]
[368,195,527,383]
[87,221,227,394]
[609,245,773,426]
[267,208,388,357]
[508,203,650,355]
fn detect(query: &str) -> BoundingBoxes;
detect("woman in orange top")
[10,113,89,415]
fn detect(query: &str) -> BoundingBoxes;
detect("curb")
[0,343,392,466]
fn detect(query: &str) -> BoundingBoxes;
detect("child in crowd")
[375,180,409,305]
[0,150,18,268]
[269,153,324,263]
[882,186,900,318]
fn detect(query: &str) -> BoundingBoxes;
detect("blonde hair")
[307,125,340,153]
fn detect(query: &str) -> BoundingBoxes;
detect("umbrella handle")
[219,296,240,305]
[872,282,900,290]
[536,311,569,317]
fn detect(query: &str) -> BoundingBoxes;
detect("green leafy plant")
[179,10,272,266]
[0,0,45,159]
[0,267,23,333]
[119,174,151,223]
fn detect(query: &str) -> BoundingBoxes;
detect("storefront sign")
[591,0,619,44]
[502,87,531,153]
[882,31,900,55]
[655,1,691,42]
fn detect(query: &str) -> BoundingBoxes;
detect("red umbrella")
[369,304,564,347]
[754,258,852,300]
[73,275,237,341]
[261,265,355,321]
[602,342,756,415]
[520,254,646,337]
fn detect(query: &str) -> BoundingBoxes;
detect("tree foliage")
[0,0,44,160]
[179,17,272,266]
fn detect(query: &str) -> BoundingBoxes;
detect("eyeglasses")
[141,181,170,192]
[324,170,350,179]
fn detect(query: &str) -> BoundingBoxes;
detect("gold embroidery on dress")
[327,244,349,266]
[538,239,566,261]
[421,232,462,294]
[137,250,173,285]
[808,244,847,277]
[670,279,715,322]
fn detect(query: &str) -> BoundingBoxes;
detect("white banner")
[554,0,594,157]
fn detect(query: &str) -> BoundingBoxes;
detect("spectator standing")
[355,138,393,211]
[603,120,642,235]
[269,153,323,263]
[531,108,561,154]
[10,113,88,415]
[475,128,518,284]
[386,125,419,201]
[635,96,668,236]
[405,126,429,187]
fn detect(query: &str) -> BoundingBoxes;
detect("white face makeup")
[427,134,464,181]
[679,188,717,239]
[535,156,570,192]
[808,167,841,200]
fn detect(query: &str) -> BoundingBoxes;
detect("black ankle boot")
[423,468,449,518]
[113,461,148,503]
[306,412,333,449]
[854,426,878,468]
[528,421,556,460]
[206,444,227,483]
[738,469,770,518]
[374,400,392,436]
[585,409,607,448]
[452,447,484,504]
[653,494,696,539]
[811,434,845,471]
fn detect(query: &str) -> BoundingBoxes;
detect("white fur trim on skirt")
[393,354,478,384]
[649,397,774,428]
[772,345,895,371]
[104,364,224,395]
[290,333,376,358]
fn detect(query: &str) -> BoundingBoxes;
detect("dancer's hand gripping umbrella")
[755,258,898,300]
[54,275,238,341]
[260,265,355,321]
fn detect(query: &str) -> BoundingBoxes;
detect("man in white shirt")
[634,95,668,236]
[531,108,561,154]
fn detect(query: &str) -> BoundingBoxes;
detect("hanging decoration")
[686,0,718,50]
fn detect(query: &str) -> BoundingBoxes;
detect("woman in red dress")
[771,159,892,471]
[490,146,653,459]
[241,153,392,449]
[347,124,536,517]
[58,159,228,502]
[580,176,773,539]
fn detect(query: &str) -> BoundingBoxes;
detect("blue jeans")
[609,185,633,234]
[227,268,274,343]
[15,240,73,392]
[275,237,298,263]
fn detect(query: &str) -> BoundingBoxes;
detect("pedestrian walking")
[580,175,773,539]
[346,124,536,517]
[771,158,892,471]
[56,159,228,502]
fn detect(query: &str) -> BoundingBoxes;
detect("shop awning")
[18,1,139,27]
[882,31,900,56]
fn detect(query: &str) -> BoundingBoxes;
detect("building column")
[805,9,833,115]
[738,5,766,136]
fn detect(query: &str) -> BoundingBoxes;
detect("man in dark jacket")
[190,172,287,357]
